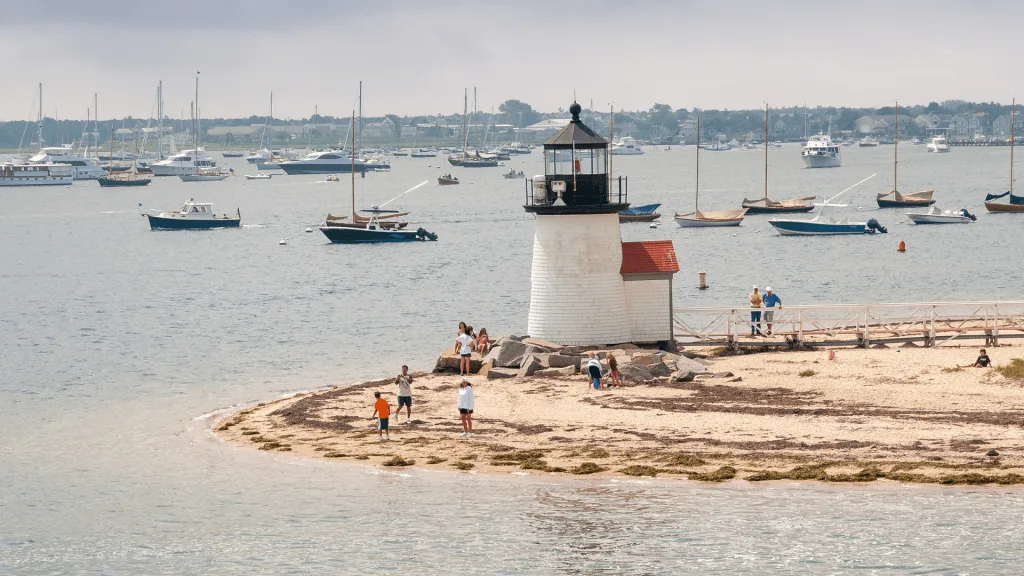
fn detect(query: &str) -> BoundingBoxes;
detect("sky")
[1,0,1019,121]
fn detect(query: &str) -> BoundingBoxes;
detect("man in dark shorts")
[395,365,414,424]
[973,349,992,368]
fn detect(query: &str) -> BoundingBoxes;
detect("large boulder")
[630,352,659,367]
[522,338,562,352]
[675,356,708,374]
[648,362,673,378]
[477,359,495,377]
[496,335,527,347]
[517,355,544,378]
[494,340,528,368]
[433,351,482,374]
[535,366,576,377]
[487,367,519,380]
[669,369,696,383]
[617,363,655,383]
[546,354,581,369]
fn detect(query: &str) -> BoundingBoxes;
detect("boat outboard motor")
[415,228,438,241]
[866,218,887,234]
[961,209,977,221]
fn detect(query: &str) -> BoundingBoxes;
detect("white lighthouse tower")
[525,102,631,345]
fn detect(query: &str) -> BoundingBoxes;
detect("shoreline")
[215,345,1024,486]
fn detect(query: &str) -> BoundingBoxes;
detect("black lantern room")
[524,102,628,215]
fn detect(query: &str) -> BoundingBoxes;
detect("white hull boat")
[150,148,217,176]
[245,173,273,180]
[906,206,976,224]
[801,134,841,168]
[927,137,951,153]
[179,168,232,182]
[0,162,75,186]
[674,209,747,227]
[28,146,108,179]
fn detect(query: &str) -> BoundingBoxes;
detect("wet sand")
[216,346,1024,484]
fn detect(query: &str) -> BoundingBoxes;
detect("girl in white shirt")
[454,325,474,376]
[458,378,474,438]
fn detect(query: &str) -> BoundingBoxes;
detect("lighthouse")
[524,102,632,345]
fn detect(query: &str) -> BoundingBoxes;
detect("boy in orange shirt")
[371,391,391,441]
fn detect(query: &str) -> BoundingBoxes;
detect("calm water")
[3,145,1023,574]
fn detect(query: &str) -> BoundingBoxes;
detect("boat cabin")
[525,102,628,215]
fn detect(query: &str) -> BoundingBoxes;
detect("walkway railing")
[673,301,1024,348]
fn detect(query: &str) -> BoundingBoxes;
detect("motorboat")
[769,213,887,235]
[178,167,233,182]
[246,148,272,164]
[911,137,924,145]
[987,98,1024,213]
[144,200,240,230]
[674,117,746,228]
[279,150,383,174]
[611,137,644,155]
[700,141,732,152]
[801,134,841,168]
[0,162,74,186]
[858,137,880,147]
[245,173,273,180]
[619,203,661,222]
[906,206,976,224]
[745,105,816,212]
[927,136,951,153]
[438,174,459,185]
[150,148,217,176]
[27,146,108,179]
[221,150,246,157]
[502,169,524,179]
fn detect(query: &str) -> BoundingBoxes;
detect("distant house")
[361,117,396,139]
[950,113,986,138]
[522,118,571,142]
[400,126,417,140]
[206,125,263,138]
[990,113,1024,137]
[679,118,698,139]
[854,115,913,136]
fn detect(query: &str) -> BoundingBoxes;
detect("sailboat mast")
[764,104,769,201]
[461,89,469,158]
[156,81,163,160]
[1012,99,1016,196]
[93,93,99,154]
[894,100,899,193]
[108,123,114,172]
[351,111,356,219]
[358,80,362,146]
[695,117,701,213]
[195,72,200,149]
[37,83,43,150]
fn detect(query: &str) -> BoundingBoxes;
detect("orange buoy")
[897,240,906,253]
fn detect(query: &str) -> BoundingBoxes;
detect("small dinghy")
[245,173,273,180]
[906,206,976,224]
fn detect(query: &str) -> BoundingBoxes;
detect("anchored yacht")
[278,150,386,174]
[0,162,75,186]
[611,137,644,155]
[927,136,951,153]
[28,146,107,179]
[149,148,217,176]
[800,134,842,168]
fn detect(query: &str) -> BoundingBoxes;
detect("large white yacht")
[611,137,644,155]
[0,163,75,186]
[27,146,107,179]
[278,150,375,174]
[149,148,218,176]
[926,136,951,153]
[800,134,842,168]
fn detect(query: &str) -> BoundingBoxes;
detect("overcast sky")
[1,0,1018,121]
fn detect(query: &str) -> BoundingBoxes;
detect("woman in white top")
[458,378,474,437]
[454,325,475,376]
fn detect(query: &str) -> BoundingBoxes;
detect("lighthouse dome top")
[543,102,607,150]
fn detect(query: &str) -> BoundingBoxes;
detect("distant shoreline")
[216,345,1024,486]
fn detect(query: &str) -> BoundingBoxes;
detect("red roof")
[620,241,679,275]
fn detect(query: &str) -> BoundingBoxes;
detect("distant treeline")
[0,99,1016,150]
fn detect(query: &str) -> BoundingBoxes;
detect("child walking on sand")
[371,391,391,441]
[458,378,474,438]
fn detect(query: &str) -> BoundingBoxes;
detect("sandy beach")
[217,345,1024,485]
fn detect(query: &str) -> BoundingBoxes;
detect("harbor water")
[3,145,1023,574]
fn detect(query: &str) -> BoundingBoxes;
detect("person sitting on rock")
[476,328,491,355]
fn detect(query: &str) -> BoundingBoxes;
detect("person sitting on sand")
[586,353,603,390]
[395,365,414,424]
[607,354,621,388]
[458,378,474,438]
[371,391,391,441]
[974,349,992,368]
[475,328,491,355]
[455,326,474,376]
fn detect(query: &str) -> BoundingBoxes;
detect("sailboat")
[98,122,152,187]
[986,98,1024,213]
[447,90,499,168]
[742,104,815,214]
[876,101,935,208]
[674,117,747,227]
[769,174,887,235]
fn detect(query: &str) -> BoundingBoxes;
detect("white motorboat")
[611,137,644,155]
[801,134,842,168]
[178,167,232,182]
[0,162,74,186]
[246,148,272,164]
[245,173,273,180]
[906,206,976,224]
[27,146,108,179]
[858,137,880,147]
[279,150,381,174]
[927,136,951,153]
[911,137,924,145]
[150,148,218,176]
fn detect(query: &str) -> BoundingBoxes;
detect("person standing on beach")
[455,326,474,376]
[762,287,782,336]
[458,378,474,438]
[749,285,763,337]
[371,391,391,441]
[395,365,414,424]
[607,354,621,388]
[586,353,603,390]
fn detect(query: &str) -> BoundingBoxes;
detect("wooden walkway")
[673,301,1024,349]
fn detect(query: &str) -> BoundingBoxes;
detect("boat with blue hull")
[320,215,436,244]
[619,203,661,222]
[144,200,240,230]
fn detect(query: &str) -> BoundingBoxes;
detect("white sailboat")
[675,117,747,228]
